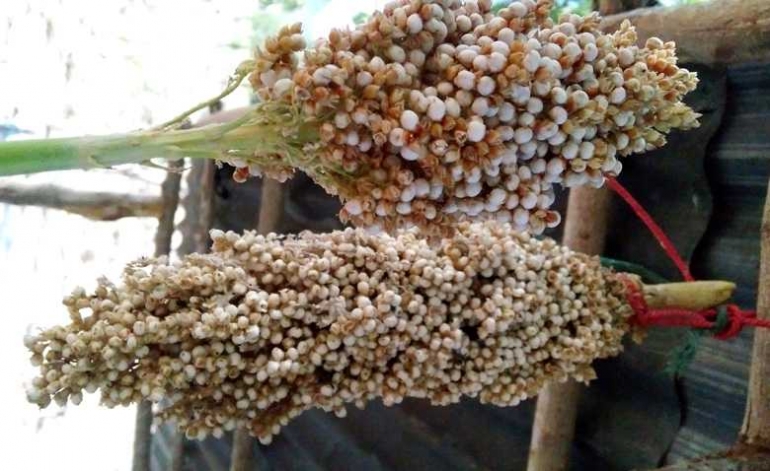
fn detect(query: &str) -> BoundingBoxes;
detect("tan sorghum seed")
[26,222,636,444]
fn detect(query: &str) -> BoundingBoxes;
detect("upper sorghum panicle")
[232,0,699,237]
[25,222,634,444]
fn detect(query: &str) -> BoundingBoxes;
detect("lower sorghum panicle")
[25,222,634,443]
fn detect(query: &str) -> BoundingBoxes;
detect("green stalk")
[0,132,192,175]
[600,256,670,284]
[0,58,329,178]
[0,137,87,175]
[0,105,319,176]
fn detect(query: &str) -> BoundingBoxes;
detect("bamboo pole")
[132,161,183,471]
[740,180,770,448]
[527,186,612,471]
[230,177,285,471]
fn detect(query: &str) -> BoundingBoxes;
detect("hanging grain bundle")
[24,222,733,444]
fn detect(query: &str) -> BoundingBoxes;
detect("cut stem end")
[643,280,737,310]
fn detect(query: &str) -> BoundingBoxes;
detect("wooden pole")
[653,185,770,470]
[600,0,770,66]
[256,179,285,235]
[527,186,612,471]
[740,180,770,448]
[132,161,183,471]
[132,403,154,471]
[557,187,612,256]
[596,0,643,16]
[527,1,633,465]
[230,428,258,471]
[132,108,244,471]
[164,158,217,471]
[0,181,163,220]
[229,177,285,471]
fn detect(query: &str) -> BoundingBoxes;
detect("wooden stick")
[560,187,612,256]
[655,454,770,470]
[652,182,770,471]
[0,181,163,220]
[600,0,770,66]
[230,177,285,471]
[740,180,770,448]
[256,179,285,235]
[165,157,218,471]
[132,403,154,471]
[596,0,643,16]
[230,428,257,471]
[527,186,612,471]
[132,160,183,471]
[153,162,184,257]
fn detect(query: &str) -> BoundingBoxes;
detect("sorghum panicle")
[26,222,635,444]
[236,0,699,237]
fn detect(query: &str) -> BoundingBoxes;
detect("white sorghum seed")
[472,54,489,71]
[548,106,567,124]
[472,97,489,116]
[454,70,476,90]
[510,2,528,18]
[526,98,543,114]
[400,110,419,131]
[272,78,293,97]
[514,127,533,144]
[427,98,447,121]
[344,199,363,216]
[562,142,579,160]
[477,76,496,96]
[409,49,426,67]
[458,48,478,65]
[488,52,506,72]
[390,128,407,147]
[610,87,627,104]
[445,97,461,117]
[388,44,406,62]
[551,87,567,104]
[523,50,540,73]
[499,102,516,123]
[407,13,423,34]
[579,141,595,160]
[546,158,565,176]
[400,143,425,161]
[356,71,373,87]
[467,120,486,142]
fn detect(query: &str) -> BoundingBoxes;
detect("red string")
[606,178,770,339]
[606,178,694,282]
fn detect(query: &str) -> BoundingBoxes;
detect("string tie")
[606,178,768,339]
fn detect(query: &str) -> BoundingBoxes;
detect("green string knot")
[664,306,730,376]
